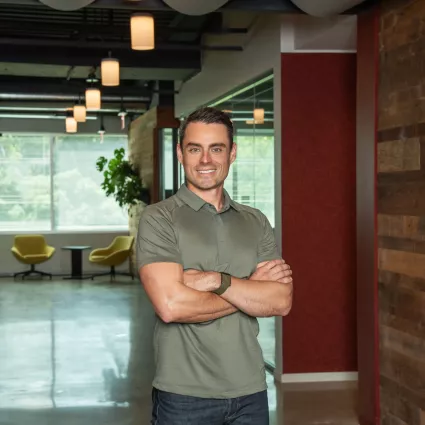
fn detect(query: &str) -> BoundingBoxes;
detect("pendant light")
[253,108,264,123]
[86,88,101,110]
[65,110,77,133]
[130,13,155,50]
[101,51,120,86]
[85,68,101,110]
[73,104,86,122]
[73,95,86,122]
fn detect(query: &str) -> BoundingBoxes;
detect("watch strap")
[214,272,232,295]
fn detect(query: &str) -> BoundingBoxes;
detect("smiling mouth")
[197,170,216,174]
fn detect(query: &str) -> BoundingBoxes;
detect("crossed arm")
[139,259,293,324]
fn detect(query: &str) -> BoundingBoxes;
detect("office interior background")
[0,0,422,424]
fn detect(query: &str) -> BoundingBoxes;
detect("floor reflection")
[0,278,358,425]
[0,278,154,410]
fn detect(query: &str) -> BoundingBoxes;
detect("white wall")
[0,231,131,275]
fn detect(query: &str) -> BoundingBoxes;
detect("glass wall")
[0,134,128,232]
[211,74,277,369]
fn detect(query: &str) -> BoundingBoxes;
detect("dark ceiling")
[0,0,370,120]
[0,0,300,112]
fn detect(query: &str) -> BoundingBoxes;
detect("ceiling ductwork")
[0,92,149,103]
[290,0,366,16]
[38,0,95,11]
[155,0,230,15]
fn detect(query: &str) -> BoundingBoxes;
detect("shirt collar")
[176,183,240,213]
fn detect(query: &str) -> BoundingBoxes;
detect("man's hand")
[183,269,221,292]
[250,259,292,284]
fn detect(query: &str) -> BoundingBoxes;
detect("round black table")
[61,246,92,280]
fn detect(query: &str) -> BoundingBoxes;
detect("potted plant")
[96,147,150,211]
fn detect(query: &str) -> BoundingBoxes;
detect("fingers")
[270,265,291,277]
[277,276,293,284]
[257,259,286,271]
[272,268,292,281]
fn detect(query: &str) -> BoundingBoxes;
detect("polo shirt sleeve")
[257,212,281,263]
[136,206,183,270]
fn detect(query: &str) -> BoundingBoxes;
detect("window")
[0,134,51,231]
[0,134,128,232]
[225,130,275,227]
[54,135,128,231]
[211,74,275,226]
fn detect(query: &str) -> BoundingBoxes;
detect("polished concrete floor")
[0,277,358,425]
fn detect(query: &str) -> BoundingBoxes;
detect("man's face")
[177,122,236,191]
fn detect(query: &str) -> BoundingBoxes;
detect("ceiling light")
[253,108,264,123]
[66,110,77,133]
[131,13,155,50]
[101,55,120,86]
[85,88,101,110]
[73,104,86,122]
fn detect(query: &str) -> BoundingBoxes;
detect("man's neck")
[186,183,225,212]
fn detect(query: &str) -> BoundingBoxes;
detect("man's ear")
[230,142,237,165]
[177,143,183,165]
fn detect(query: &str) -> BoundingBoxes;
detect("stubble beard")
[186,174,224,192]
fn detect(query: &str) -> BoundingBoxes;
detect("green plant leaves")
[96,148,146,210]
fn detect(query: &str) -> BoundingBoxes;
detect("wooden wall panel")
[378,0,425,423]
[378,138,420,173]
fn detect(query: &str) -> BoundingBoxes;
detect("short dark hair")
[179,107,233,147]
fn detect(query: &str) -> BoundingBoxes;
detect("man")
[137,107,293,425]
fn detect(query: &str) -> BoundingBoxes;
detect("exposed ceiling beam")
[0,92,148,103]
[0,63,194,82]
[0,45,201,69]
[0,19,248,38]
[0,76,151,103]
[0,37,242,51]
[0,0,302,13]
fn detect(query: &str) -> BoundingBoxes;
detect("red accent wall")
[281,53,357,373]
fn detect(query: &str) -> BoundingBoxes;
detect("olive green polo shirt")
[136,183,280,399]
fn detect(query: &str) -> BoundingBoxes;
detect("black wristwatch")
[213,272,232,295]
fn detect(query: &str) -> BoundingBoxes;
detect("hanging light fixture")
[101,52,120,86]
[130,13,155,50]
[73,95,87,122]
[85,68,101,110]
[74,104,86,122]
[253,108,265,123]
[65,110,77,133]
[85,88,101,110]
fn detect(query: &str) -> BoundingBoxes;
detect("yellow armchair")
[89,236,134,281]
[11,235,55,279]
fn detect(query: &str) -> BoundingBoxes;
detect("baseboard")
[279,372,358,383]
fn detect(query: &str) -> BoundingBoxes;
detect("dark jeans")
[151,388,269,425]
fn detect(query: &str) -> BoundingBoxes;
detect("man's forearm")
[165,283,238,323]
[220,276,292,317]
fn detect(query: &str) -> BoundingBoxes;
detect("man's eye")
[189,148,200,153]
[212,148,222,152]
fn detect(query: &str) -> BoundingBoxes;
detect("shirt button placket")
[215,212,226,265]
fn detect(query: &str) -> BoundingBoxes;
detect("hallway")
[0,278,358,424]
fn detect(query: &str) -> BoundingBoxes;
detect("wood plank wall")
[378,1,425,423]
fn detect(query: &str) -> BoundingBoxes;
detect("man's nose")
[200,151,211,163]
